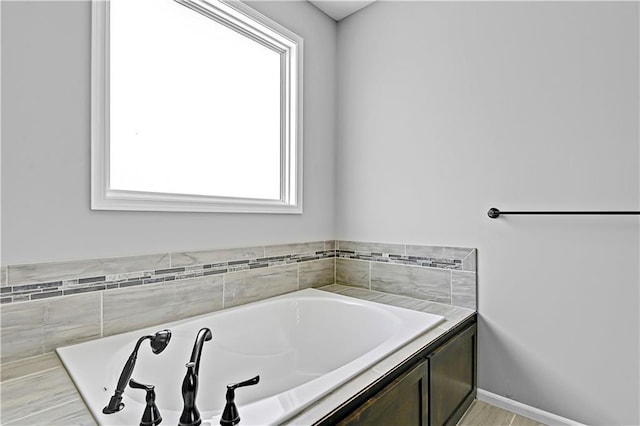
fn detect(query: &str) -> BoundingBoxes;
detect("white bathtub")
[57,288,444,425]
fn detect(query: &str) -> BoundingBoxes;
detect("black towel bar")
[487,208,640,219]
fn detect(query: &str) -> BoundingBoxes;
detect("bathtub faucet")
[102,329,172,414]
[179,327,213,426]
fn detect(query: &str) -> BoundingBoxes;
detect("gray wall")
[1,0,337,265]
[336,2,639,425]
[3,0,640,424]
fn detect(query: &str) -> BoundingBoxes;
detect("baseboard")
[476,389,586,426]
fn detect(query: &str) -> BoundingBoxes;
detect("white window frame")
[91,0,303,213]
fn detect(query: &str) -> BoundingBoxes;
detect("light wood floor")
[457,400,546,426]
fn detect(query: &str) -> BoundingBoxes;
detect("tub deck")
[0,285,474,426]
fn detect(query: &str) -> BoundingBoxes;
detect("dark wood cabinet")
[428,323,477,425]
[322,318,477,426]
[339,361,429,426]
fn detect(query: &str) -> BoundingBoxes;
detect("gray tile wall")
[171,246,264,268]
[371,262,451,304]
[298,258,335,290]
[335,241,477,310]
[1,293,102,363]
[337,240,475,271]
[336,258,369,288]
[451,271,477,310]
[7,254,170,286]
[224,264,298,308]
[1,241,336,304]
[0,240,476,364]
[102,275,225,337]
[0,241,336,363]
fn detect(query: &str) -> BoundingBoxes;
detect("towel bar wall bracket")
[488,208,640,219]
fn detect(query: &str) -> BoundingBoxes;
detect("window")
[91,0,303,213]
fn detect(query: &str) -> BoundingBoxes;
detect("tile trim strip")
[336,250,462,269]
[335,241,475,271]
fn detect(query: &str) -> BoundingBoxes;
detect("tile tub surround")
[335,241,477,310]
[0,241,336,364]
[0,285,475,426]
[1,241,335,304]
[0,239,476,364]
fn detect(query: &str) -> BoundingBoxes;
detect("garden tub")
[57,288,444,425]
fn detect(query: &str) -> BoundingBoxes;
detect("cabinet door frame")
[428,323,477,426]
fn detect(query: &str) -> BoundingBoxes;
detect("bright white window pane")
[109,0,282,200]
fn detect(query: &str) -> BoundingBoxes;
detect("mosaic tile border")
[1,249,336,304]
[337,250,462,269]
[335,241,475,271]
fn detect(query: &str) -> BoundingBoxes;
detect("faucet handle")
[129,378,162,426]
[129,378,154,392]
[220,375,260,426]
[227,375,260,391]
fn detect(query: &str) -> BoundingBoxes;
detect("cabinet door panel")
[428,325,477,426]
[339,360,429,426]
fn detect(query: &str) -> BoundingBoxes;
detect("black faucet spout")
[179,327,212,426]
[189,327,213,375]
